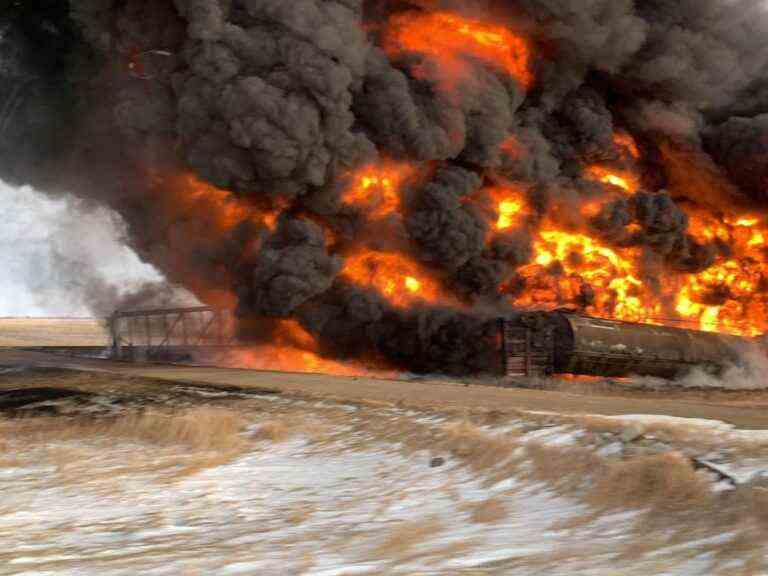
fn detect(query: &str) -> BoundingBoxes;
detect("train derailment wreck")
[500,312,762,380]
[107,306,764,382]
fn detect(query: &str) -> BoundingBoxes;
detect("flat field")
[0,317,108,347]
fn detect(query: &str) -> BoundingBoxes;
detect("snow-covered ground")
[2,396,768,575]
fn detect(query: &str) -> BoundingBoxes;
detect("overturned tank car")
[499,311,757,380]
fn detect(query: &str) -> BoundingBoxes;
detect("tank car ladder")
[499,319,554,378]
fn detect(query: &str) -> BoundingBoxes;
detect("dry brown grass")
[401,414,768,566]
[468,497,509,524]
[277,404,768,559]
[437,420,520,471]
[370,517,444,559]
[706,527,768,573]
[526,444,711,511]
[113,408,247,450]
[0,407,247,451]
[525,443,601,493]
[1,386,766,571]
[592,452,711,509]
[286,504,315,525]
[0,318,108,346]
[251,419,291,442]
[0,407,252,480]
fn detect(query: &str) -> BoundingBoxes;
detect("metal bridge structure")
[108,306,240,362]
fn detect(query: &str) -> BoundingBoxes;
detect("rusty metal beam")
[196,312,217,345]
[112,306,217,319]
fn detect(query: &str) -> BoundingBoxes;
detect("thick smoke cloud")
[406,167,486,271]
[244,218,342,317]
[630,0,768,110]
[3,0,768,373]
[355,49,460,161]
[707,114,768,203]
[173,0,376,194]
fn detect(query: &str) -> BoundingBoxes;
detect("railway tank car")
[499,311,756,379]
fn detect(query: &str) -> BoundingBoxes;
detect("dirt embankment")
[3,345,768,430]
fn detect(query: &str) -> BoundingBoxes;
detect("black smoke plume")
[2,0,768,374]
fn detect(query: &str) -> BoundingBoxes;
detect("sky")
[0,179,162,317]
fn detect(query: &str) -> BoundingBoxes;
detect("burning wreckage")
[3,1,768,381]
[499,311,760,379]
[108,306,761,381]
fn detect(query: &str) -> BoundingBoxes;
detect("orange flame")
[272,319,318,351]
[145,172,279,308]
[486,185,527,231]
[493,190,768,334]
[384,11,533,92]
[515,229,656,323]
[179,174,254,229]
[613,132,640,159]
[341,250,444,307]
[672,211,768,335]
[162,172,278,232]
[585,166,640,194]
[343,162,417,220]
[580,199,607,219]
[231,320,391,376]
[500,136,524,160]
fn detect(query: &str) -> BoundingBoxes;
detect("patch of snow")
[0,399,764,575]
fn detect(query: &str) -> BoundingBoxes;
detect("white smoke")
[633,342,768,390]
[678,344,768,390]
[0,179,164,317]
